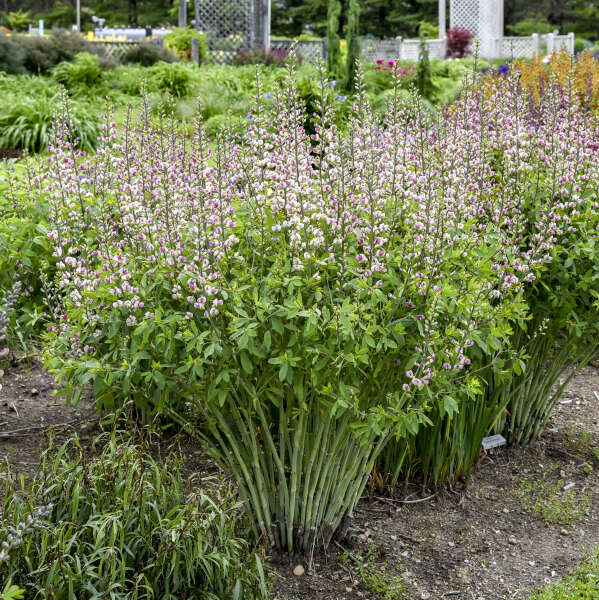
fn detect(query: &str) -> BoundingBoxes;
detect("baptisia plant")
[0,281,22,392]
[383,61,599,488]
[39,65,526,556]
[486,63,599,445]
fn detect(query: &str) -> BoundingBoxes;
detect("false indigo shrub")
[381,65,599,488]
[0,162,54,350]
[38,63,533,556]
[495,233,599,446]
[0,281,21,391]
[0,434,266,598]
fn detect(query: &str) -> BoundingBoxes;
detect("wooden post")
[395,36,403,60]
[76,0,81,32]
[178,0,187,28]
[191,36,199,63]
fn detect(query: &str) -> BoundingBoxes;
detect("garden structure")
[272,0,575,63]
[194,0,271,63]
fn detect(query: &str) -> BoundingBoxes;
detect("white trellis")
[449,0,574,59]
[450,0,503,58]
[194,0,270,64]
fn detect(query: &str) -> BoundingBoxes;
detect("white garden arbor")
[193,0,271,63]
[442,0,573,59]
[446,0,503,57]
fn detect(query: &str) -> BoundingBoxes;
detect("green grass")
[339,546,409,600]
[517,466,592,526]
[530,549,599,599]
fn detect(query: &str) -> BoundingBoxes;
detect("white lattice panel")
[402,41,421,61]
[89,39,164,61]
[553,35,574,54]
[271,40,324,63]
[195,0,268,64]
[450,0,480,36]
[360,39,446,63]
[427,39,447,59]
[368,40,400,62]
[497,36,536,58]
[450,0,503,58]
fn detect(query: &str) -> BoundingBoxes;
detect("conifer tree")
[344,0,360,90]
[326,0,342,79]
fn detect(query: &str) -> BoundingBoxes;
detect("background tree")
[344,0,359,90]
[326,0,342,79]
[2,0,599,40]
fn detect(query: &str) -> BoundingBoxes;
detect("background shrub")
[113,62,197,97]
[21,32,94,74]
[446,26,474,58]
[0,88,99,152]
[203,113,247,137]
[121,41,179,66]
[0,32,94,75]
[232,45,297,66]
[0,434,267,598]
[164,27,209,62]
[51,52,105,93]
[0,34,26,74]
[149,61,196,97]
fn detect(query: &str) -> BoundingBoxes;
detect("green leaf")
[271,318,284,335]
[279,361,288,382]
[442,396,459,418]
[240,351,253,374]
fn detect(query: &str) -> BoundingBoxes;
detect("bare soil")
[1,360,598,600]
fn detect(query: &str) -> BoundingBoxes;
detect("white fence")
[493,32,574,59]
[242,30,575,66]
[270,39,325,64]
[272,38,448,64]
[361,38,447,62]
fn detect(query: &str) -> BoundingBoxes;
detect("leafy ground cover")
[531,548,599,600]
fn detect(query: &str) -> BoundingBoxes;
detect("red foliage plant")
[446,27,474,58]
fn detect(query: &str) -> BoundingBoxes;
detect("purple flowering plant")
[27,59,598,556]
[0,281,21,391]
[382,66,599,487]
[0,162,53,352]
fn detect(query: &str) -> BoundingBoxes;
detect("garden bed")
[1,362,598,599]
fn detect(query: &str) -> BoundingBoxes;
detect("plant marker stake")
[481,434,506,451]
